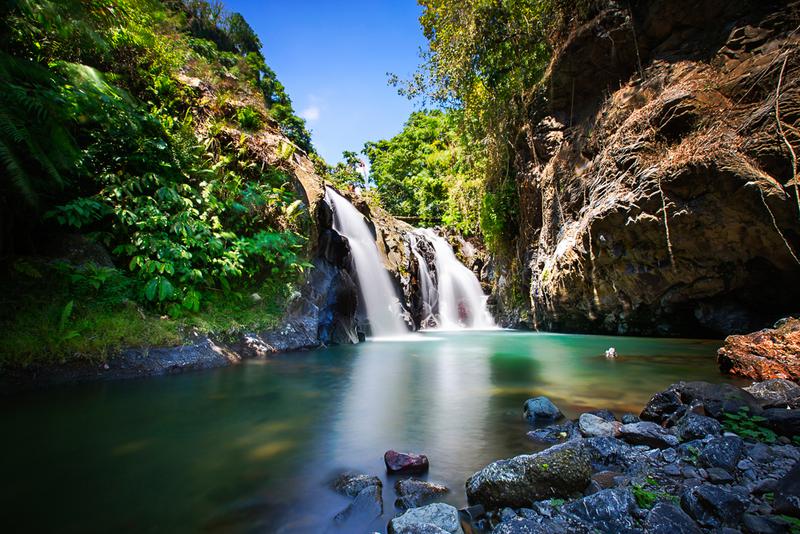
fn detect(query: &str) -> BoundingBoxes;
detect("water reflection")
[0,331,745,533]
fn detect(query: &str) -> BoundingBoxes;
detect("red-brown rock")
[717,318,800,381]
[384,450,429,475]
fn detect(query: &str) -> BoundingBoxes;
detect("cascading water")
[413,228,495,329]
[407,233,437,327]
[325,187,408,338]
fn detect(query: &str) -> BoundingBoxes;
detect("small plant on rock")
[722,407,777,443]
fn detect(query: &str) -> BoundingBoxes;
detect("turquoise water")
[0,331,745,533]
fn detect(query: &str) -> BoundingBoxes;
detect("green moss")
[0,260,290,366]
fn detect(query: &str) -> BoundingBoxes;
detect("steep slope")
[495,0,800,336]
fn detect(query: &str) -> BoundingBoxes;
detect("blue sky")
[224,0,426,164]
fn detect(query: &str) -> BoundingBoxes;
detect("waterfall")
[408,233,437,327]
[325,187,408,338]
[413,228,495,329]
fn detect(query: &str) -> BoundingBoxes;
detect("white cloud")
[300,106,320,121]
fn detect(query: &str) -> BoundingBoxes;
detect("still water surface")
[0,331,746,532]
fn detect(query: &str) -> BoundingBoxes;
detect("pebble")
[662,448,678,463]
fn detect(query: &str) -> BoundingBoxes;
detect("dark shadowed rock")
[523,397,564,422]
[619,422,679,449]
[675,413,723,441]
[395,479,449,510]
[622,414,641,424]
[582,437,648,470]
[526,420,579,444]
[579,413,622,438]
[388,502,463,534]
[385,450,430,475]
[332,472,382,497]
[698,436,744,471]
[465,441,592,509]
[561,488,639,533]
[761,408,800,437]
[745,379,800,409]
[774,461,800,518]
[333,485,383,525]
[641,382,762,424]
[742,513,789,534]
[644,502,703,534]
[492,515,592,534]
[680,484,747,528]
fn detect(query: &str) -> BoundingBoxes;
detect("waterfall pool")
[0,331,746,532]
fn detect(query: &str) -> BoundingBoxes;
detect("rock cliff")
[495,0,800,336]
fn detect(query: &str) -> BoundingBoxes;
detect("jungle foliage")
[381,0,602,251]
[0,0,313,362]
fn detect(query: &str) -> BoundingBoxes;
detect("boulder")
[561,488,639,533]
[465,441,592,509]
[491,515,591,534]
[680,484,747,528]
[774,461,800,518]
[675,413,723,441]
[761,408,800,437]
[388,502,463,534]
[523,397,564,422]
[717,318,800,381]
[640,382,762,424]
[698,436,744,471]
[395,479,449,510]
[578,413,622,438]
[332,472,382,498]
[745,379,800,409]
[644,502,703,534]
[619,422,679,449]
[581,437,649,470]
[385,450,430,475]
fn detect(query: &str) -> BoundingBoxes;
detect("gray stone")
[675,413,723,442]
[526,421,579,444]
[622,414,641,425]
[680,484,747,528]
[395,479,449,510]
[523,397,563,422]
[699,436,745,471]
[662,448,678,463]
[706,467,735,484]
[664,464,682,476]
[561,488,639,533]
[774,461,800,517]
[465,441,592,509]
[499,507,517,522]
[644,502,703,534]
[619,422,680,449]
[492,516,591,534]
[388,503,463,534]
[332,473,382,497]
[742,513,787,534]
[744,379,800,409]
[579,413,621,438]
[641,382,762,424]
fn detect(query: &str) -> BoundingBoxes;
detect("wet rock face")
[640,381,763,424]
[717,318,800,381]
[384,450,430,475]
[496,0,800,336]
[619,421,679,449]
[644,502,703,534]
[745,379,800,409]
[680,484,748,528]
[388,502,463,534]
[465,441,592,509]
[394,479,449,510]
[523,396,564,422]
[332,473,382,498]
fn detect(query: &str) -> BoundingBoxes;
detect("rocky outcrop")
[717,317,800,381]
[465,441,592,509]
[494,0,800,336]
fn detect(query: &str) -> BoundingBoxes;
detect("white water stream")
[325,187,408,337]
[414,228,495,329]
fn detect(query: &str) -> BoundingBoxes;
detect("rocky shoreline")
[332,379,800,534]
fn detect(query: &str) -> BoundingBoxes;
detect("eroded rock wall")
[498,0,800,336]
